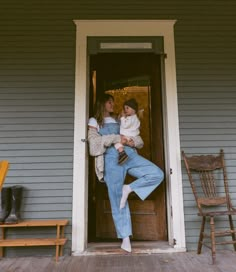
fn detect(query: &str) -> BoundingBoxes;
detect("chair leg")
[210,216,216,264]
[228,214,236,251]
[197,216,205,254]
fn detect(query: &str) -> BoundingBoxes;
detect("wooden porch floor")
[0,249,236,272]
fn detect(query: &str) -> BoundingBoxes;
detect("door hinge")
[170,168,173,175]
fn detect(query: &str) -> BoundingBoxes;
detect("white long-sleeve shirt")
[120,114,140,137]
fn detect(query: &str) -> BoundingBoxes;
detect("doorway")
[72,20,185,254]
[88,53,167,242]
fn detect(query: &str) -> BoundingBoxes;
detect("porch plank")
[0,250,235,272]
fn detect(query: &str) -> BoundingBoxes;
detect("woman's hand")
[126,138,135,147]
[121,136,135,147]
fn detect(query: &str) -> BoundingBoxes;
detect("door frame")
[72,20,186,254]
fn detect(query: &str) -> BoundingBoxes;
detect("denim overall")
[99,121,164,239]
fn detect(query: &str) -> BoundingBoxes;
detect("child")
[115,98,141,164]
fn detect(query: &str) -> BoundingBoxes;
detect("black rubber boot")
[4,185,23,224]
[0,187,12,224]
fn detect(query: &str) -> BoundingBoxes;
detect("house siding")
[0,0,236,255]
[0,1,75,256]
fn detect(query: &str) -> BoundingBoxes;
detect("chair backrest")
[0,160,9,190]
[182,149,231,213]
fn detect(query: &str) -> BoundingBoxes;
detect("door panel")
[88,53,167,241]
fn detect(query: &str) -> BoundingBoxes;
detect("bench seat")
[0,219,69,261]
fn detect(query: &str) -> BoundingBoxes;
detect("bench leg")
[0,227,4,257]
[55,224,65,261]
[59,226,65,256]
[55,245,59,262]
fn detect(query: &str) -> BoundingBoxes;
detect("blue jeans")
[104,146,164,239]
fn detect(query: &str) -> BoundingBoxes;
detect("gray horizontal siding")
[175,0,236,250]
[1,0,236,255]
[0,0,75,256]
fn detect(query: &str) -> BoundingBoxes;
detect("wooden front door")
[88,53,167,242]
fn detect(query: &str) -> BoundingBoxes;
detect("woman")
[88,94,164,253]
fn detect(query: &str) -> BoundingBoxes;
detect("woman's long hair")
[94,94,115,126]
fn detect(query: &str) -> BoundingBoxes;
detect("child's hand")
[118,111,124,119]
[120,110,126,117]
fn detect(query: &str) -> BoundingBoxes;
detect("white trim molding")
[72,20,186,254]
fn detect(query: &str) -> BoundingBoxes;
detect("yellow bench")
[0,219,69,261]
[0,161,9,191]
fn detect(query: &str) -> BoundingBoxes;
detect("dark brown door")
[88,53,167,242]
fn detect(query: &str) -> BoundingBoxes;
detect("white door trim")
[72,20,186,254]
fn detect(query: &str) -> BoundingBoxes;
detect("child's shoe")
[118,151,128,165]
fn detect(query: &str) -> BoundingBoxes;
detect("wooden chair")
[0,161,9,191]
[182,149,236,264]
